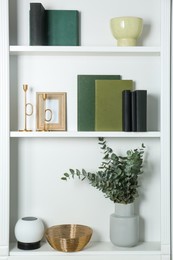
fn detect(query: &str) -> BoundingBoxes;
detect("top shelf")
[9,46,161,56]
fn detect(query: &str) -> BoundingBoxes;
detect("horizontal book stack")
[30,3,80,46]
[77,75,147,132]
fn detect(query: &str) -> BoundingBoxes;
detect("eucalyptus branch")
[61,138,145,204]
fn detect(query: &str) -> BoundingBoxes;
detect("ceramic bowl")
[110,16,143,46]
[45,224,93,252]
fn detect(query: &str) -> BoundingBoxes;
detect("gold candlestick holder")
[42,93,52,131]
[19,84,33,132]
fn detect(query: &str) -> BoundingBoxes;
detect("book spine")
[122,90,132,131]
[131,91,137,131]
[30,3,47,45]
[75,11,80,46]
[136,90,147,131]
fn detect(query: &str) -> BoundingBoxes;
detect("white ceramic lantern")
[15,217,44,250]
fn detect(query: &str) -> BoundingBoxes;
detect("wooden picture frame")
[36,92,66,131]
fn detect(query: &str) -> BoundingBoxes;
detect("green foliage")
[61,138,145,204]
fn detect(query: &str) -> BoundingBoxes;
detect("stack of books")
[30,3,80,46]
[77,75,147,132]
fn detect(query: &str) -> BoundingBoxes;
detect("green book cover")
[95,80,133,131]
[46,10,79,46]
[78,75,121,131]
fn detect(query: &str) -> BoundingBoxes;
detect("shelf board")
[10,131,160,138]
[9,46,161,56]
[10,241,161,256]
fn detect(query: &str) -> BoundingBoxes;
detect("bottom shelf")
[9,241,161,260]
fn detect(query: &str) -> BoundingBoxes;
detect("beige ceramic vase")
[110,16,143,46]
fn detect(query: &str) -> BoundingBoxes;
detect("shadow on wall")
[138,23,151,46]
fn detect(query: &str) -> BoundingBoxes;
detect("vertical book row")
[77,75,147,132]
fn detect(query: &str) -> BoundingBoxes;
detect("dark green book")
[136,90,147,131]
[46,10,79,46]
[95,80,133,131]
[77,75,121,131]
[131,90,147,131]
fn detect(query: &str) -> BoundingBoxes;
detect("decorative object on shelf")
[45,224,93,252]
[123,90,147,132]
[42,93,53,131]
[36,92,66,131]
[19,84,33,132]
[61,137,145,247]
[30,3,80,46]
[77,75,121,131]
[110,16,143,46]
[110,202,139,247]
[14,217,44,250]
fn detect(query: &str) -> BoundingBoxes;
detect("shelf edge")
[9,46,161,55]
[10,131,161,138]
[10,241,161,256]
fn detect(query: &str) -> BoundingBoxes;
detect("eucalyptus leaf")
[61,177,67,181]
[64,173,69,178]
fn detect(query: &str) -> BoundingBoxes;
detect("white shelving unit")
[0,0,171,259]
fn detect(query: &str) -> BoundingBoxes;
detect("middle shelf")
[10,131,161,138]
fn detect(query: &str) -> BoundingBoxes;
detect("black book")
[131,91,137,131]
[122,90,132,131]
[131,90,147,132]
[30,3,47,45]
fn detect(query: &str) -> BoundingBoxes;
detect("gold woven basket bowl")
[45,224,93,252]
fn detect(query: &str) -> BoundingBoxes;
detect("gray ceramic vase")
[110,202,139,247]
